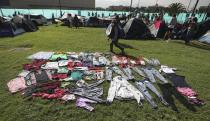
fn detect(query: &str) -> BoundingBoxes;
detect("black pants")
[110,40,124,52]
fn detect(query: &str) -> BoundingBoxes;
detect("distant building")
[108,6,130,11]
[199,6,210,13]
[0,0,95,9]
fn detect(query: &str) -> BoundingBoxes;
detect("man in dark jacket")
[109,19,125,55]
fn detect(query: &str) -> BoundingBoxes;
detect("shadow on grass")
[118,43,139,50]
[173,40,210,50]
[158,83,197,113]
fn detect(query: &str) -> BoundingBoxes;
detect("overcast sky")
[96,0,210,9]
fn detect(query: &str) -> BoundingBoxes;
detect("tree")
[168,3,186,16]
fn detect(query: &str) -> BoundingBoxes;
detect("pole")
[192,0,199,16]
[0,8,4,17]
[137,0,140,8]
[59,0,62,17]
[187,0,192,12]
[130,0,133,12]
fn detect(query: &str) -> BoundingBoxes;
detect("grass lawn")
[0,25,210,121]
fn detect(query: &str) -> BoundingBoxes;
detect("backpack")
[106,24,114,38]
[106,24,124,39]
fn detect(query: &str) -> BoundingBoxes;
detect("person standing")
[67,14,73,28]
[73,14,79,29]
[108,19,125,55]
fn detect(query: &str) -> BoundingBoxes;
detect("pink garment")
[7,77,26,93]
[176,87,197,97]
[32,88,65,99]
[76,98,97,111]
[154,20,161,29]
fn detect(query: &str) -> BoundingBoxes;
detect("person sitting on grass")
[164,14,177,41]
[184,17,198,44]
[108,19,125,55]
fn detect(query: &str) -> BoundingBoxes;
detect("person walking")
[107,19,125,55]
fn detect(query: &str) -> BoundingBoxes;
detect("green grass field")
[0,25,210,121]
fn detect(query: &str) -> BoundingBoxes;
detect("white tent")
[199,31,210,44]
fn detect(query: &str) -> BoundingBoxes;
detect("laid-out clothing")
[71,80,105,103]
[144,58,160,66]
[131,66,146,77]
[107,76,144,104]
[135,80,168,109]
[52,74,68,80]
[112,56,128,65]
[112,66,128,80]
[57,67,69,74]
[70,71,83,81]
[159,65,176,74]
[76,98,97,111]
[50,53,68,61]
[93,56,100,66]
[98,56,110,66]
[24,70,53,86]
[7,77,26,93]
[105,67,113,81]
[58,60,71,67]
[23,60,47,71]
[34,70,51,83]
[165,73,204,105]
[157,83,197,112]
[82,61,93,68]
[27,51,54,60]
[71,87,104,103]
[176,87,197,97]
[142,67,168,83]
[32,88,65,99]
[22,81,61,97]
[41,62,59,70]
[90,70,104,80]
[61,94,76,101]
[18,70,31,78]
[67,61,83,71]
[166,74,189,87]
[122,66,134,80]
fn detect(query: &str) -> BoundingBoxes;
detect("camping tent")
[196,19,210,38]
[198,31,210,44]
[123,18,153,39]
[0,21,25,37]
[12,15,38,32]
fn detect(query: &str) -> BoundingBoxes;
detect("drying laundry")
[76,98,97,111]
[7,77,26,93]
[27,51,54,60]
[107,76,144,104]
[142,67,168,83]
[135,79,169,109]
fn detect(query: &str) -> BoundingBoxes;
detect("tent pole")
[192,0,199,16]
[59,0,62,17]
[130,0,133,12]
[0,8,4,17]
[187,0,192,12]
